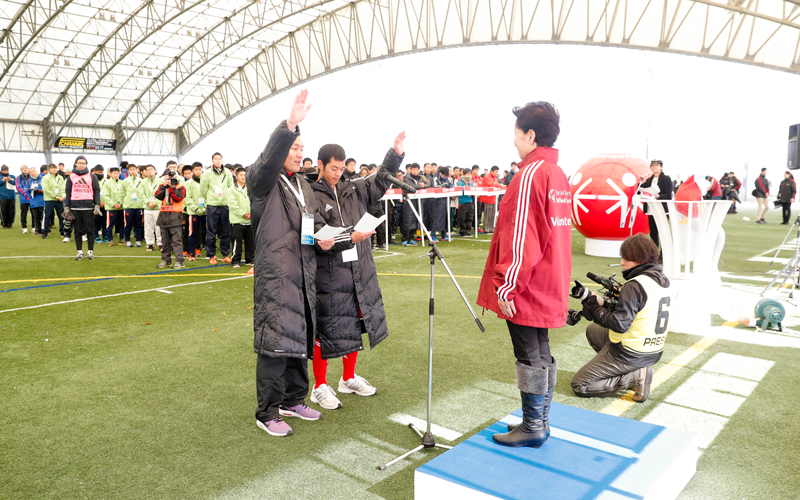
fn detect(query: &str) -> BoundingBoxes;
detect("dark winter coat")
[311,149,402,359]
[754,175,770,198]
[400,172,427,231]
[430,174,452,233]
[246,121,326,360]
[779,177,796,203]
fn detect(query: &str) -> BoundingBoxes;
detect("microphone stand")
[378,191,485,471]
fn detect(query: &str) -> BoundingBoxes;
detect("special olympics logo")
[548,189,555,203]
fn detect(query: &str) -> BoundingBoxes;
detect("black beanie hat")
[74,155,88,167]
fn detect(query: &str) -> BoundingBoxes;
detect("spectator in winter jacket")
[183,162,206,259]
[480,166,502,233]
[200,152,234,264]
[16,165,33,233]
[246,89,334,438]
[505,162,518,186]
[0,165,16,229]
[705,176,722,200]
[478,101,571,449]
[727,172,742,214]
[456,172,476,236]
[141,165,163,250]
[64,156,102,260]
[225,168,253,268]
[121,163,144,247]
[754,168,771,224]
[29,166,45,233]
[41,164,68,240]
[154,170,187,269]
[307,137,403,411]
[571,234,675,402]
[92,165,107,242]
[101,167,124,244]
[400,163,427,246]
[778,171,796,225]
[430,165,453,242]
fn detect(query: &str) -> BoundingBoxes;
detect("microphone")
[379,171,416,193]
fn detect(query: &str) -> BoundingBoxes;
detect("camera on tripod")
[566,272,623,326]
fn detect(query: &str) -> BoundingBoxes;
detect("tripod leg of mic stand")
[377,444,426,471]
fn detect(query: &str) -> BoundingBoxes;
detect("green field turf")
[1,204,799,500]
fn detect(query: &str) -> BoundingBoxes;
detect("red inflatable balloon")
[674,174,703,218]
[571,154,651,242]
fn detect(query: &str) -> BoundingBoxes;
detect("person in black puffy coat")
[246,90,335,438]
[307,136,405,410]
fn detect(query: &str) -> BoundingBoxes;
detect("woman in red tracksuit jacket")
[477,102,572,449]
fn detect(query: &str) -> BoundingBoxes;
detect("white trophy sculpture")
[643,199,732,334]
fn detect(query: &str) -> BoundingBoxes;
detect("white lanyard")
[333,185,345,226]
[281,175,306,209]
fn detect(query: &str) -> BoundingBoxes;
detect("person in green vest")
[225,167,254,268]
[41,163,70,241]
[199,152,234,264]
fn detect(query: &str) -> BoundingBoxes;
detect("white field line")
[0,255,171,259]
[0,275,250,314]
[388,413,463,441]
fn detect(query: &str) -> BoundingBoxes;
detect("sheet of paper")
[313,224,348,240]
[342,247,358,262]
[354,213,386,233]
[6,182,16,192]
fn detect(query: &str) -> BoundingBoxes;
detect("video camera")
[165,169,179,187]
[566,272,623,326]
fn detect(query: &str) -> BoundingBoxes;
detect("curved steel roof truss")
[0,0,798,157]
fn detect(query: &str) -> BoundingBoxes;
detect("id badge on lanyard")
[282,176,314,245]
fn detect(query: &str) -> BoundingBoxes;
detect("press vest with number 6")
[608,275,675,353]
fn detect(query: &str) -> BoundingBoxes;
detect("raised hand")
[393,131,406,156]
[287,89,312,131]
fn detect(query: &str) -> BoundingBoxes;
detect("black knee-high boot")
[493,361,548,448]
[508,357,557,438]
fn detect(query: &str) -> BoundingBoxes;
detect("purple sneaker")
[257,417,293,436]
[279,403,321,421]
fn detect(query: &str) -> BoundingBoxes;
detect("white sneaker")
[22,228,28,234]
[75,251,83,261]
[62,237,70,243]
[87,250,94,261]
[82,235,87,242]
[338,374,377,397]
[310,384,343,410]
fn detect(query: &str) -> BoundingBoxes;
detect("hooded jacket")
[121,175,144,209]
[101,177,124,211]
[42,173,65,202]
[183,175,203,215]
[581,262,673,367]
[64,166,101,210]
[310,149,402,359]
[477,148,572,328]
[246,121,326,359]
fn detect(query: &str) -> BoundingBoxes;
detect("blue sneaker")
[94,237,102,243]
[402,241,409,246]
[407,240,418,246]
[430,236,439,243]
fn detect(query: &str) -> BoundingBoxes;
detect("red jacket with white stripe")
[477,148,572,328]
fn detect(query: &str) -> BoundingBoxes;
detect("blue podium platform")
[415,403,697,500]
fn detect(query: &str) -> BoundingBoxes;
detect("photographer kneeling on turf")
[571,233,674,403]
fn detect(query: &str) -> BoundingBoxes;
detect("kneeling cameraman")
[571,234,674,403]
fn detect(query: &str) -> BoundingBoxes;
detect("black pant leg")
[0,199,14,227]
[181,213,189,251]
[231,223,243,263]
[782,203,791,223]
[648,215,660,249]
[243,224,254,264]
[43,201,55,234]
[219,207,231,257]
[256,354,287,422]
[31,207,42,232]
[20,203,29,229]
[206,207,218,257]
[506,320,549,368]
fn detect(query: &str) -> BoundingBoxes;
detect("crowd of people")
[0,156,521,264]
